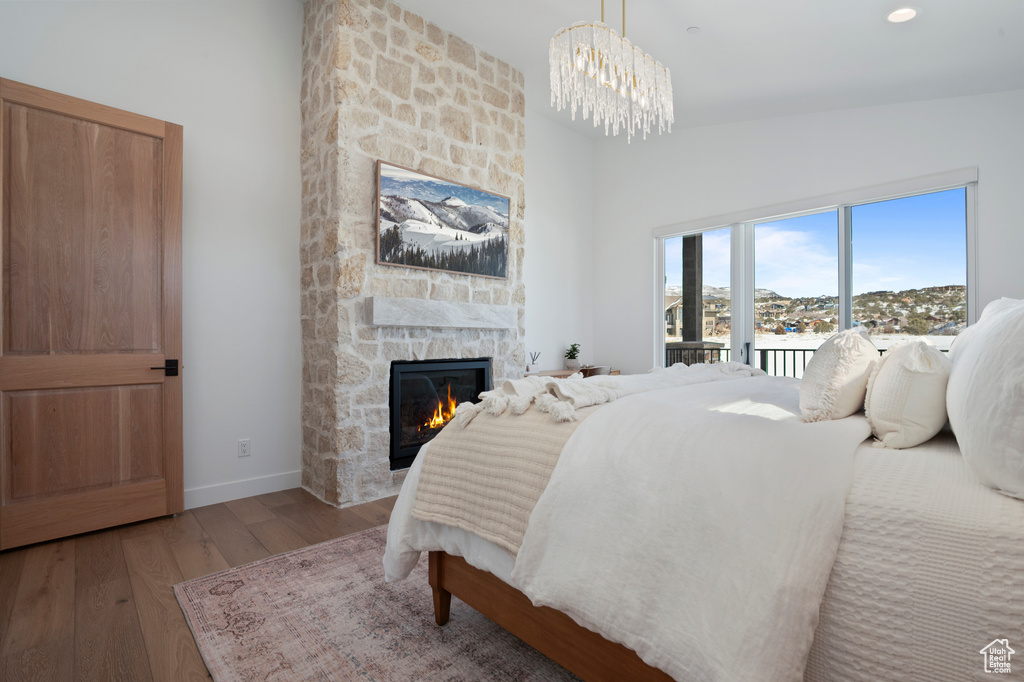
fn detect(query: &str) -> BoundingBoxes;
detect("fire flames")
[422,383,457,431]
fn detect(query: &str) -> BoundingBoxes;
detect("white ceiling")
[394,0,1024,138]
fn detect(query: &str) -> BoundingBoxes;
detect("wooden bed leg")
[428,551,451,626]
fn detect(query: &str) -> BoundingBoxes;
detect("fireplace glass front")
[389,358,491,470]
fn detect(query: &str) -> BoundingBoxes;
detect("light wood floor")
[0,488,397,681]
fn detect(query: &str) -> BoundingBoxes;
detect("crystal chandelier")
[549,0,673,143]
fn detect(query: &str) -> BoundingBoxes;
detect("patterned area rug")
[174,525,579,681]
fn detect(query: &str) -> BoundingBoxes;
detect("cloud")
[853,251,963,294]
[701,229,731,287]
[755,227,837,297]
[380,164,434,182]
[664,229,732,289]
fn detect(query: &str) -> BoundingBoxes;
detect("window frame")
[653,168,978,368]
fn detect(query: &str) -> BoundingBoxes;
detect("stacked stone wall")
[300,0,526,505]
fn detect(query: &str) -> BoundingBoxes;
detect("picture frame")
[376,160,510,279]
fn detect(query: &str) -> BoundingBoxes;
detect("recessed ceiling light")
[887,7,918,23]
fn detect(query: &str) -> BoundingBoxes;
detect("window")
[657,177,974,374]
[851,189,967,350]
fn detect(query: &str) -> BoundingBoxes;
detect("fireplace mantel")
[365,296,517,331]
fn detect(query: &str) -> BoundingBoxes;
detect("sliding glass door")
[663,228,733,366]
[753,211,838,377]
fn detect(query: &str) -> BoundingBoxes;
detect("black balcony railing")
[755,348,816,378]
[666,345,949,378]
[665,341,726,368]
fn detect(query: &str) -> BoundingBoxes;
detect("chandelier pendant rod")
[599,0,627,36]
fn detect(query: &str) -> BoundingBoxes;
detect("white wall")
[524,110,596,371]
[591,90,1024,374]
[0,1,304,507]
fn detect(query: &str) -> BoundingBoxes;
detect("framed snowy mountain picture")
[376,160,510,279]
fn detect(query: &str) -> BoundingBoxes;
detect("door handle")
[150,359,179,376]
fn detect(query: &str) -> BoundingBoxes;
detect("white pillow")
[948,297,1022,364]
[865,340,951,449]
[800,329,877,422]
[947,298,1024,499]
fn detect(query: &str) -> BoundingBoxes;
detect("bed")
[384,300,1024,681]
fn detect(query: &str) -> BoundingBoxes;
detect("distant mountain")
[379,194,443,229]
[426,196,508,234]
[379,194,509,257]
[379,175,509,214]
[664,285,781,300]
[378,192,509,277]
[703,285,731,299]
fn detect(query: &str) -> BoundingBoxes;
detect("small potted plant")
[564,343,581,371]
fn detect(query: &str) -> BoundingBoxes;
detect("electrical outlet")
[238,438,251,457]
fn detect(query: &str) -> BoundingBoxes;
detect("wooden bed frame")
[428,550,673,681]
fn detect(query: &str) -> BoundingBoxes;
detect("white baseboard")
[184,470,302,509]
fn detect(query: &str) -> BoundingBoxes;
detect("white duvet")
[513,376,870,681]
[385,376,871,681]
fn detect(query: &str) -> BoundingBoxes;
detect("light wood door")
[0,79,182,549]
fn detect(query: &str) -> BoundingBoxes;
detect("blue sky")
[666,188,966,298]
[848,188,966,295]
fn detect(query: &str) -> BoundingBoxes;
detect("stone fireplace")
[300,0,526,506]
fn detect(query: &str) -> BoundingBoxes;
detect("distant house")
[665,296,721,338]
[665,296,682,336]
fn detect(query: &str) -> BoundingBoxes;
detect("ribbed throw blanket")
[411,404,599,555]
